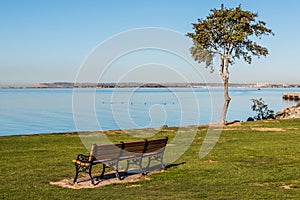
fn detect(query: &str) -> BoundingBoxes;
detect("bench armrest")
[76,154,91,162]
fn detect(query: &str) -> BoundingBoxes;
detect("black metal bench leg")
[160,155,165,169]
[88,165,95,185]
[100,164,106,179]
[142,157,152,175]
[125,160,130,172]
[146,157,151,169]
[73,164,79,184]
[138,157,144,175]
[115,161,123,180]
[115,169,121,180]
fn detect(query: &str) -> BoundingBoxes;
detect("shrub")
[251,98,274,120]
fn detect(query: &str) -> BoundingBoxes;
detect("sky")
[0,0,299,85]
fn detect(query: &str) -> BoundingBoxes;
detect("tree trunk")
[220,78,231,124]
[220,54,231,125]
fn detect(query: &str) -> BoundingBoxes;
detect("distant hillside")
[6,82,300,89]
[36,82,74,88]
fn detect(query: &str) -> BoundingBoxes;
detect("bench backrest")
[144,137,168,153]
[89,137,168,162]
[121,140,147,157]
[92,143,123,161]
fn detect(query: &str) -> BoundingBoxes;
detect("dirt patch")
[50,170,163,189]
[280,185,294,189]
[203,160,217,163]
[226,122,242,126]
[253,182,299,190]
[251,128,285,132]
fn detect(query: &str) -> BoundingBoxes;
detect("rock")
[273,104,300,119]
[267,114,275,120]
[161,125,168,129]
[295,106,300,118]
[247,117,254,121]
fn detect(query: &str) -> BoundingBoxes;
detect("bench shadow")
[88,162,186,185]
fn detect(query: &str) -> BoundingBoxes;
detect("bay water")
[0,87,299,136]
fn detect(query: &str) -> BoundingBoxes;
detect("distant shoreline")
[1,82,300,89]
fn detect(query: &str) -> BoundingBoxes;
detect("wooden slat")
[146,146,165,152]
[120,140,146,159]
[122,140,146,153]
[93,143,122,160]
[145,138,168,153]
[147,139,167,144]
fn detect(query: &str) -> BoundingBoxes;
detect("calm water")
[0,87,299,136]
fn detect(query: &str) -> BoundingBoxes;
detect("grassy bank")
[1,119,300,199]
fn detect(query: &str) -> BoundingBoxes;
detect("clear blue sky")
[1,0,299,85]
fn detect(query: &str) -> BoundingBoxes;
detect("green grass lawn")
[1,119,300,199]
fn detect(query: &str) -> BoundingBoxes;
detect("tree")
[186,4,274,124]
[251,98,274,120]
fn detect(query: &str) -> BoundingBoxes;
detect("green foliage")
[186,4,274,68]
[251,98,274,120]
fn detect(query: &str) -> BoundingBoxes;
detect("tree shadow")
[164,162,186,169]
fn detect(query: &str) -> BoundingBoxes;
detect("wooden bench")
[72,137,168,185]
